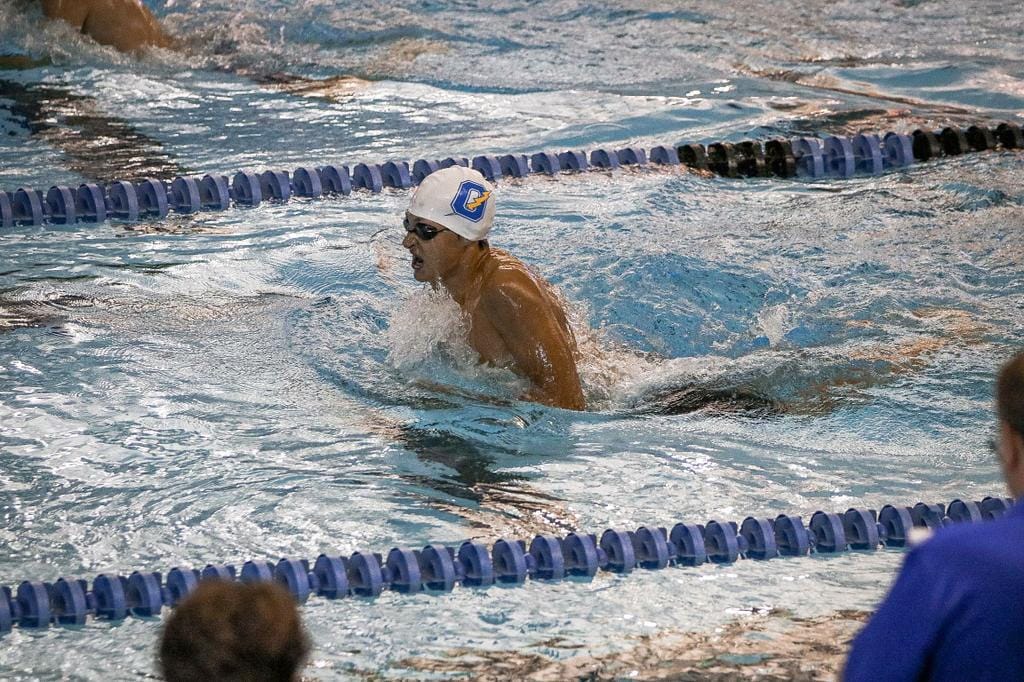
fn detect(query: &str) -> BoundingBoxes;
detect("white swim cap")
[407,166,495,241]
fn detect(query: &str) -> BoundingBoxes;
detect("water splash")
[385,286,474,370]
[384,287,528,404]
[755,302,794,348]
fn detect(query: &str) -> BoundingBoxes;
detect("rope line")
[0,495,1012,636]
[2,123,1021,230]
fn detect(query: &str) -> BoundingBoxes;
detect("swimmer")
[26,1,372,100]
[39,0,174,53]
[401,167,586,411]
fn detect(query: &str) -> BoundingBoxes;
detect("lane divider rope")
[0,495,1013,636]
[1,122,1021,230]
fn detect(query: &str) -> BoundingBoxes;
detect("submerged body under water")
[1,0,1023,679]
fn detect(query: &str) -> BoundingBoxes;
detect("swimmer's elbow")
[524,384,586,411]
[517,352,586,410]
[561,393,587,411]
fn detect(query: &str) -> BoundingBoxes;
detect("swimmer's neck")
[437,245,493,306]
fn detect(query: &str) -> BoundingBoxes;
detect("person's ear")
[1001,420,1024,471]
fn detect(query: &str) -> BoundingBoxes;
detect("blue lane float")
[137,178,169,219]
[259,170,292,202]
[231,171,261,207]
[9,188,44,226]
[823,136,855,178]
[439,157,468,170]
[530,151,560,175]
[471,155,502,181]
[352,163,383,193]
[498,154,530,178]
[107,180,139,221]
[2,122,1021,230]
[618,147,647,166]
[791,137,825,178]
[198,174,230,210]
[0,495,1013,637]
[169,176,201,214]
[649,145,679,165]
[557,150,588,172]
[45,186,76,224]
[318,165,351,196]
[411,159,439,184]
[851,134,883,175]
[381,161,413,190]
[291,167,322,198]
[591,149,621,169]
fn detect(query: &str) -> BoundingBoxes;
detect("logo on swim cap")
[450,181,491,222]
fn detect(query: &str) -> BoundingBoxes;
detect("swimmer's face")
[402,212,466,283]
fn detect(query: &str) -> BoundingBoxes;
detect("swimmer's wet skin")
[40,0,173,53]
[29,1,371,104]
[401,167,586,411]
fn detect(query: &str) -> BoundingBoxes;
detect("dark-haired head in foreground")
[159,580,310,682]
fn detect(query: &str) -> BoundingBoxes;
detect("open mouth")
[411,255,424,270]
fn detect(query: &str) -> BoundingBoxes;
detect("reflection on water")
[395,608,871,681]
[393,423,582,539]
[0,78,188,182]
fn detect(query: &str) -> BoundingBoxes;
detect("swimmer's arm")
[482,281,586,411]
[41,0,89,27]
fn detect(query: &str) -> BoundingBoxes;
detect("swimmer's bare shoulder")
[478,250,586,411]
[41,0,174,52]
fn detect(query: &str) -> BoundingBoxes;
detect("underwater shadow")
[0,78,189,183]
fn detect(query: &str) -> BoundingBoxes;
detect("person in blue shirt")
[844,351,1024,681]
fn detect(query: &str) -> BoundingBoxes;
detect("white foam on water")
[385,286,474,370]
[384,286,528,403]
[755,303,793,347]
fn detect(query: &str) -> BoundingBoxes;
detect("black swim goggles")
[404,214,445,241]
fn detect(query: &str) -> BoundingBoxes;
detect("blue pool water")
[1,0,1023,678]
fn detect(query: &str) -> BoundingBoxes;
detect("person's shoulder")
[480,251,547,301]
[912,510,1023,566]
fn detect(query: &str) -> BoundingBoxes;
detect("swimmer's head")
[402,210,478,283]
[407,166,495,242]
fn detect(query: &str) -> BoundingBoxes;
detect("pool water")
[1,0,1022,678]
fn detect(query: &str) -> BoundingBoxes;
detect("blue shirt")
[845,499,1024,681]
